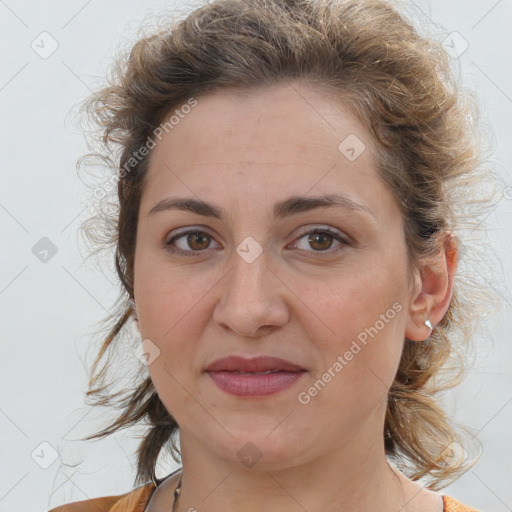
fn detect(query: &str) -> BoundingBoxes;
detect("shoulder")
[48,482,155,512]
[443,495,482,512]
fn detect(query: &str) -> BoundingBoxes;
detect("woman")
[49,0,500,510]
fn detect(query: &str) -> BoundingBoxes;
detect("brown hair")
[72,0,502,491]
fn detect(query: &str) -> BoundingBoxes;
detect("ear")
[404,233,459,341]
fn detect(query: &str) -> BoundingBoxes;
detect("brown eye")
[292,227,348,254]
[164,229,220,255]
[307,232,335,251]
[185,232,211,250]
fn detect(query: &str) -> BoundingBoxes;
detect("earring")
[424,319,433,330]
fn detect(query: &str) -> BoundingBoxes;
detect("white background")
[0,1,511,511]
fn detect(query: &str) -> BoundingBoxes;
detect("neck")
[173,431,407,512]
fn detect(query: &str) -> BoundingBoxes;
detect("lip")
[207,370,306,397]
[205,355,305,373]
[205,356,307,397]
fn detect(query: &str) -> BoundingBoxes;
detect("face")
[133,81,414,469]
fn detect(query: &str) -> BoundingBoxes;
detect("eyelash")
[163,226,349,257]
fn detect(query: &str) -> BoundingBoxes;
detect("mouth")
[204,356,307,397]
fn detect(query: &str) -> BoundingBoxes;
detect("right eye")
[164,229,221,256]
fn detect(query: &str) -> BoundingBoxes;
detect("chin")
[208,427,306,470]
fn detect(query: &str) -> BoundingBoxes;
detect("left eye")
[292,228,348,253]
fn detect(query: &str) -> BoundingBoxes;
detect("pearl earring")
[424,319,433,330]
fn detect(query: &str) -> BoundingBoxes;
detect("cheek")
[301,268,404,338]
[134,251,212,335]
[297,297,405,425]
[296,264,407,389]
[133,260,219,399]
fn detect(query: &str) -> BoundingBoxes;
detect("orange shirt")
[47,481,481,512]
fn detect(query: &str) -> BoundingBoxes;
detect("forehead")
[139,81,398,224]
[147,82,372,170]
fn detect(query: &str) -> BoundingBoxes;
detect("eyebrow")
[148,193,375,221]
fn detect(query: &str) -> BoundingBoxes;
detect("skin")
[133,80,458,512]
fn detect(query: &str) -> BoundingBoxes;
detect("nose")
[213,247,290,338]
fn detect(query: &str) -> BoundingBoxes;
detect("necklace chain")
[171,474,182,512]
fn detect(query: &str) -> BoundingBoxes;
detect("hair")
[70,0,503,492]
